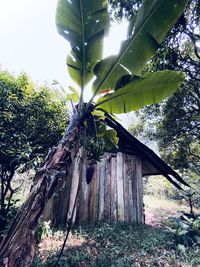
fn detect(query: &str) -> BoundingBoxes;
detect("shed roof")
[105,114,189,190]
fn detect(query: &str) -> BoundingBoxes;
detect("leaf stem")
[86,0,164,110]
[79,0,85,117]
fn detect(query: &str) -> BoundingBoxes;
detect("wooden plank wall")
[76,152,144,224]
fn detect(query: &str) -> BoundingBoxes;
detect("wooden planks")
[116,152,124,221]
[98,158,106,221]
[77,160,89,223]
[104,153,111,221]
[47,151,144,226]
[135,157,143,223]
[89,164,98,223]
[123,154,135,223]
[67,149,84,224]
[110,155,117,221]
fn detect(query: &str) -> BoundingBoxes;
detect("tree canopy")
[0,70,68,231]
[114,0,200,178]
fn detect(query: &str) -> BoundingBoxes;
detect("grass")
[32,196,200,267]
[143,195,193,227]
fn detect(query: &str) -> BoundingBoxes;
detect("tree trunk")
[0,121,79,267]
[0,175,6,232]
[0,169,15,233]
[43,147,85,227]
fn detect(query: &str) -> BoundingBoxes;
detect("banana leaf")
[56,0,109,88]
[66,86,79,102]
[92,0,189,94]
[95,70,185,113]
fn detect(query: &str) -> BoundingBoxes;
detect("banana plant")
[56,0,188,114]
[55,0,189,161]
[0,1,190,266]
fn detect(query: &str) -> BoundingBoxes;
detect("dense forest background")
[110,0,200,188]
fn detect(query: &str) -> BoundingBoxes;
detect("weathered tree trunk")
[0,169,15,233]
[43,147,85,227]
[0,121,79,267]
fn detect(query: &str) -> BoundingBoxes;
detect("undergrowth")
[32,222,200,267]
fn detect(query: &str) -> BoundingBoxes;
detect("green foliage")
[56,0,110,88]
[180,189,200,210]
[55,0,189,169]
[134,83,200,182]
[143,176,170,198]
[126,0,200,179]
[66,86,79,102]
[157,87,200,175]
[95,71,185,113]
[0,71,68,171]
[0,70,69,231]
[82,137,105,163]
[36,221,52,244]
[167,215,200,246]
[109,0,142,20]
[92,0,188,95]
[56,0,188,116]
[81,113,119,163]
[33,222,200,267]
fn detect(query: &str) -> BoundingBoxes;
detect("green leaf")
[95,71,185,114]
[56,0,110,88]
[52,80,66,94]
[52,80,60,85]
[178,244,186,253]
[91,109,105,119]
[92,0,189,94]
[96,121,106,137]
[103,129,119,151]
[194,235,200,244]
[66,86,79,102]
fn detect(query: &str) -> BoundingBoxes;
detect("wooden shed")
[44,114,188,227]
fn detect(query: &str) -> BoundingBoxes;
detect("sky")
[0,0,127,87]
[0,0,70,86]
[0,0,134,127]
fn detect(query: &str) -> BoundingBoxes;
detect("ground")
[32,196,200,267]
[144,195,192,226]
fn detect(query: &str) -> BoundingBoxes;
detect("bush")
[167,214,200,246]
[0,70,69,232]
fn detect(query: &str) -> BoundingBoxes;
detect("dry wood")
[117,153,124,221]
[123,154,129,222]
[128,156,134,223]
[110,155,117,221]
[135,158,143,223]
[78,161,89,223]
[104,154,111,221]
[98,158,105,221]
[43,151,144,227]
[89,165,97,223]
[67,148,84,224]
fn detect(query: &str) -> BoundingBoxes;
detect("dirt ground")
[144,195,194,227]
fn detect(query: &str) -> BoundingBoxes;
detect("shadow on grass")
[33,222,191,267]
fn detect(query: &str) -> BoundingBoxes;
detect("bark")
[43,147,85,227]
[0,173,6,232]
[0,121,79,267]
[0,169,15,232]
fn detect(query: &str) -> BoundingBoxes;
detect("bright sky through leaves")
[0,0,127,89]
[0,0,131,127]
